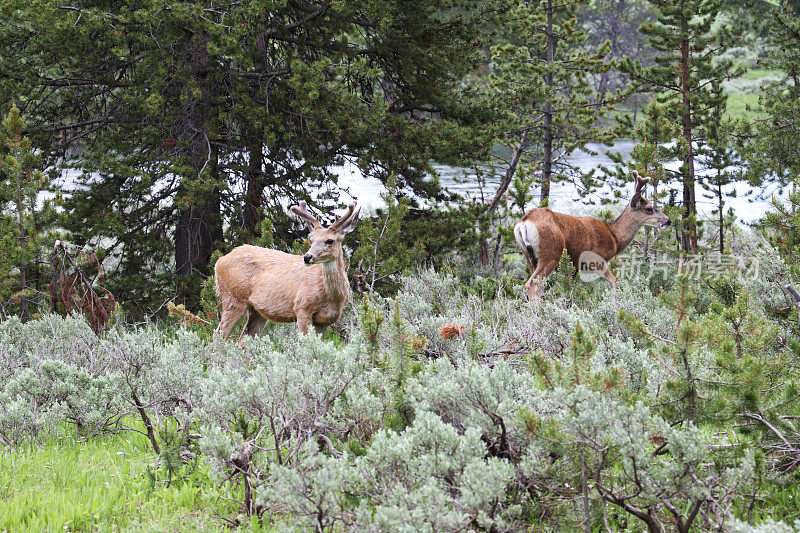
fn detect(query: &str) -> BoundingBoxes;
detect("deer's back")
[520,208,617,261]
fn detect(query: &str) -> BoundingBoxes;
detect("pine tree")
[699,96,739,254]
[350,176,426,294]
[627,100,676,205]
[762,177,800,280]
[739,3,800,280]
[0,105,57,319]
[740,2,800,199]
[623,0,742,252]
[488,0,618,209]
[603,98,678,254]
[620,275,704,424]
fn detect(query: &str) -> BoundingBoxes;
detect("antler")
[290,201,322,231]
[631,171,651,206]
[329,202,358,231]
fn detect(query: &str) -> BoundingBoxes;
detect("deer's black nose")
[664,219,671,227]
[304,254,313,264]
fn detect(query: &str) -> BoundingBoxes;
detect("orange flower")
[439,323,465,340]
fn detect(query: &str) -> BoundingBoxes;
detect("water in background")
[336,140,787,224]
[56,140,786,224]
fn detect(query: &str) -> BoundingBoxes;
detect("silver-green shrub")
[523,386,756,532]
[0,314,122,442]
[731,519,800,533]
[0,246,795,528]
[103,327,214,419]
[196,333,391,513]
[407,357,549,460]
[259,412,522,531]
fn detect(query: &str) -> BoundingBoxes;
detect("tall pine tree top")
[623,0,742,252]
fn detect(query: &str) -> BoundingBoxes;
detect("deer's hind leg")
[517,222,563,300]
[216,301,248,339]
[525,258,561,300]
[515,220,542,299]
[244,307,268,337]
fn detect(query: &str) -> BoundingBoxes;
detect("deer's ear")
[631,194,642,209]
[340,206,361,234]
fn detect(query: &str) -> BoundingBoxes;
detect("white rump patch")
[514,220,540,258]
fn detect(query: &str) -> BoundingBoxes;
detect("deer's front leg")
[602,268,617,296]
[217,302,247,340]
[296,312,313,335]
[314,323,329,338]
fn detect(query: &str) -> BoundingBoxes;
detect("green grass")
[726,90,763,119]
[723,68,782,119]
[740,68,782,81]
[0,431,268,532]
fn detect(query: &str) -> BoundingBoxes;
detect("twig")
[786,285,800,329]
[370,212,390,292]
[317,434,342,458]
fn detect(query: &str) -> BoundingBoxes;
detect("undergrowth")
[1,230,799,531]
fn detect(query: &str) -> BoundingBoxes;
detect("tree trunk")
[481,131,529,267]
[679,14,698,253]
[15,165,28,321]
[718,176,724,253]
[488,130,529,217]
[479,238,489,265]
[681,345,696,422]
[174,149,222,307]
[581,449,591,533]
[541,0,555,207]
[243,140,264,238]
[492,233,504,274]
[174,30,223,307]
[131,388,160,454]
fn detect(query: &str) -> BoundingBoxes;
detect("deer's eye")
[646,207,654,214]
[325,239,335,245]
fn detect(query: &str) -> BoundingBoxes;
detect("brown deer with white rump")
[215,201,360,339]
[514,171,670,299]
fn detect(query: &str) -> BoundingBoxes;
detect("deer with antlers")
[514,171,670,299]
[214,201,360,339]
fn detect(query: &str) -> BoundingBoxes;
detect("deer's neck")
[321,254,349,302]
[607,205,642,255]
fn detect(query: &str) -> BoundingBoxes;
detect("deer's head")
[629,171,671,229]
[290,201,360,265]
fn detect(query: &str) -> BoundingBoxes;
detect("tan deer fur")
[215,201,360,339]
[514,171,670,299]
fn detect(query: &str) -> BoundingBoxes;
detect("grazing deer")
[514,171,670,299]
[215,201,360,339]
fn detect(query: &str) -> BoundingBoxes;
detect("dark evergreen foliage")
[0,0,496,311]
